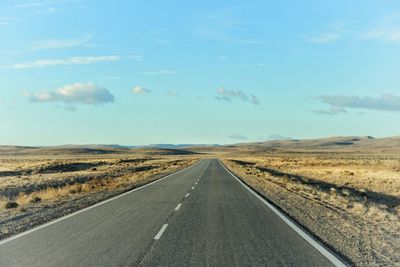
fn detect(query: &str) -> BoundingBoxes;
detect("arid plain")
[1,136,399,266]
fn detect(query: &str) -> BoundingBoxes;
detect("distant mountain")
[140,144,220,149]
[2,136,399,156]
[228,136,400,153]
[0,143,217,156]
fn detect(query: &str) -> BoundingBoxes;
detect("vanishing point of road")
[0,159,347,266]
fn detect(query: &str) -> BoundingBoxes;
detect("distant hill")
[227,136,400,154]
[0,144,202,156]
[1,136,399,156]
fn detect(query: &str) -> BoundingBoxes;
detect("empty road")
[0,159,345,266]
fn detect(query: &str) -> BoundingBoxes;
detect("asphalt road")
[0,159,343,266]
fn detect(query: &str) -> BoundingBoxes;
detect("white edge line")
[175,203,182,211]
[0,160,203,246]
[154,224,168,240]
[218,160,348,267]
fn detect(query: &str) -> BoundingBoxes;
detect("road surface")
[0,159,345,266]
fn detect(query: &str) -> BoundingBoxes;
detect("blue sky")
[0,0,399,145]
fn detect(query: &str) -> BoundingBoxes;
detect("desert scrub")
[222,156,400,266]
[5,201,19,209]
[29,196,42,203]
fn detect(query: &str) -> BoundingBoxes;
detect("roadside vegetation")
[222,153,400,266]
[0,148,199,239]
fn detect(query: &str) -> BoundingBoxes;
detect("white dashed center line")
[175,203,182,211]
[185,193,190,197]
[154,224,168,240]
[191,186,195,190]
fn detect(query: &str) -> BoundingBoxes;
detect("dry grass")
[221,152,400,266]
[0,154,198,212]
[259,156,399,197]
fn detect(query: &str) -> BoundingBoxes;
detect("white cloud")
[258,134,292,141]
[362,13,400,43]
[365,30,400,43]
[15,0,85,8]
[138,70,179,76]
[25,83,114,107]
[216,87,259,105]
[0,17,19,26]
[132,86,151,95]
[31,35,92,50]
[267,134,292,141]
[7,55,121,69]
[302,22,347,44]
[312,106,347,115]
[315,94,400,113]
[15,3,44,8]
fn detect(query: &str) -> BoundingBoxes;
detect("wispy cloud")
[216,88,259,105]
[257,134,292,141]
[197,10,265,45]
[0,17,19,26]
[362,13,400,43]
[15,0,85,8]
[6,55,121,69]
[229,134,248,140]
[312,106,347,115]
[25,83,114,108]
[314,94,400,113]
[165,90,179,97]
[267,134,292,141]
[31,35,92,50]
[46,0,85,3]
[15,0,85,15]
[301,22,346,44]
[132,86,151,95]
[138,70,179,76]
[15,3,44,8]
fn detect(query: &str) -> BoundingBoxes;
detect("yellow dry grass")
[0,155,198,212]
[220,152,400,266]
